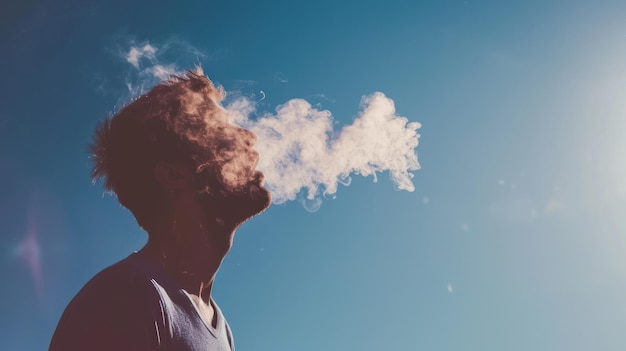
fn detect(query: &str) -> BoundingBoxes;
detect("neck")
[139,221,235,304]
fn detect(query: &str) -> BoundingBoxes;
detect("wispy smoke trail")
[122,41,186,97]
[226,94,421,210]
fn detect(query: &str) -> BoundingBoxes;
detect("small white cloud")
[422,196,430,204]
[461,223,469,232]
[259,90,266,101]
[498,179,505,185]
[447,283,453,293]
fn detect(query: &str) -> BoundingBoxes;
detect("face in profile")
[193,107,271,227]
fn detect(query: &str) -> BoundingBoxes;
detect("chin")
[241,183,272,218]
[218,183,272,228]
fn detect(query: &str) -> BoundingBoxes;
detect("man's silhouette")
[50,69,271,350]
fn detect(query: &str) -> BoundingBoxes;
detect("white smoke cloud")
[226,93,421,207]
[126,43,156,68]
[118,40,421,208]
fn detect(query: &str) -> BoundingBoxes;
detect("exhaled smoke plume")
[226,93,421,209]
[120,42,420,209]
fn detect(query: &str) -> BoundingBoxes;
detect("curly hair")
[90,68,226,230]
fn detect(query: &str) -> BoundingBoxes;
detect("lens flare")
[15,204,44,298]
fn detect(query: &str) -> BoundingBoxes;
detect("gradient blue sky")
[2,0,626,350]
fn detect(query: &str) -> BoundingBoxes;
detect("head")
[90,69,271,235]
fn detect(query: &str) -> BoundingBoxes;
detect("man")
[50,69,271,350]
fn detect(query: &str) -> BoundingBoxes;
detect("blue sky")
[2,0,626,350]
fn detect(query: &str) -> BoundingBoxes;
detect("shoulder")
[50,254,166,350]
[67,255,155,308]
